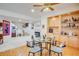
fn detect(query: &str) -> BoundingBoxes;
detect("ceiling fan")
[33,3,59,12]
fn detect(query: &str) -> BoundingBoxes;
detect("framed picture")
[49,28,53,33]
[35,32,40,37]
[3,20,10,36]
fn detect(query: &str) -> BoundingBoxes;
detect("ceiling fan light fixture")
[41,7,54,12]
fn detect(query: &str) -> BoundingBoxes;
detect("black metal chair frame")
[26,41,42,56]
[49,41,63,56]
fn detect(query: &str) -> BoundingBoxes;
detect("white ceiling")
[0,3,42,19]
[0,3,79,23]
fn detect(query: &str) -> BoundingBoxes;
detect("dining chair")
[26,40,42,56]
[49,41,63,56]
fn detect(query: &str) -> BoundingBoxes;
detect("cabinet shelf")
[61,26,79,29]
[62,21,79,24]
[49,26,59,28]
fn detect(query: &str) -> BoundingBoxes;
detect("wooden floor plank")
[0,45,79,56]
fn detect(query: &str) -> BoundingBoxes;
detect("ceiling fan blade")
[33,5,43,7]
[49,3,59,5]
[44,3,59,6]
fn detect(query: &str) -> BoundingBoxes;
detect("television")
[35,32,40,37]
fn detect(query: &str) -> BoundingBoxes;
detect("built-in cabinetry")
[48,16,61,41]
[61,11,79,48]
[48,10,79,49]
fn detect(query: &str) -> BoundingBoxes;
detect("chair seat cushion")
[29,46,41,53]
[51,46,62,53]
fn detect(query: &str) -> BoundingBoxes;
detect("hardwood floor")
[0,45,79,56]
[0,45,28,56]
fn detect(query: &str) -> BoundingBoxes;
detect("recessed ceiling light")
[31,9,35,12]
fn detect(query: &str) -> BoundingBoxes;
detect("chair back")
[26,41,34,48]
[34,41,42,49]
[26,40,42,49]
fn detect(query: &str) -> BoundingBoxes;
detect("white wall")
[23,23,34,36]
[24,22,41,40]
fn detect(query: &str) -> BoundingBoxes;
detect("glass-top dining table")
[32,38,63,56]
